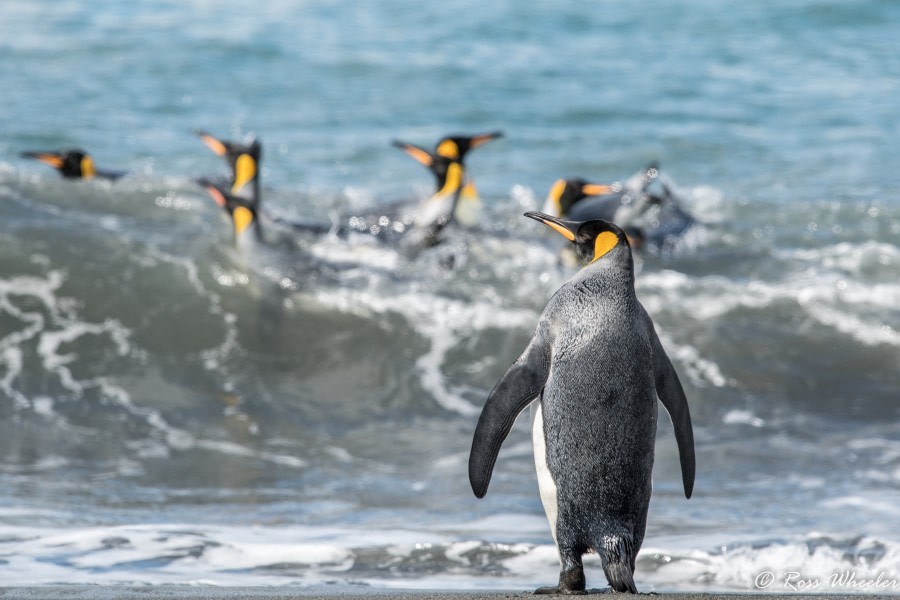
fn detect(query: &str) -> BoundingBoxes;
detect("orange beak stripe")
[34,154,64,168]
[205,186,227,208]
[581,183,614,196]
[538,217,575,241]
[199,134,227,156]
[469,133,500,148]
[400,144,434,167]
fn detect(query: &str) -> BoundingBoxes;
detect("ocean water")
[1,0,899,593]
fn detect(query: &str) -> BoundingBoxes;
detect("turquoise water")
[0,0,898,592]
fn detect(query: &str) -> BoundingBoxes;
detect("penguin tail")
[603,560,637,594]
[599,536,638,594]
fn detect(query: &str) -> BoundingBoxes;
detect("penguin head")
[543,178,617,218]
[195,130,262,196]
[392,141,466,198]
[525,211,630,265]
[21,149,97,179]
[433,131,503,161]
[197,177,258,238]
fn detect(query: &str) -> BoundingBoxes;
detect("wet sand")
[0,588,893,600]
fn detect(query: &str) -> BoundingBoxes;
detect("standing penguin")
[468,211,695,594]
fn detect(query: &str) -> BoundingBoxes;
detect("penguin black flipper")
[649,321,696,498]
[469,332,551,498]
[95,168,127,181]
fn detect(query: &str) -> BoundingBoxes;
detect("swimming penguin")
[541,178,618,221]
[337,144,470,252]
[468,211,695,594]
[394,143,467,232]
[198,174,337,243]
[194,130,262,203]
[20,149,125,180]
[197,177,262,243]
[395,131,502,227]
[544,164,699,252]
[541,178,646,259]
[639,179,697,251]
[541,164,659,224]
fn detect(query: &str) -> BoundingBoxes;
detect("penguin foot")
[534,566,587,594]
[533,586,586,595]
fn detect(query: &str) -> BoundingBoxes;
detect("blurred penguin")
[21,148,126,180]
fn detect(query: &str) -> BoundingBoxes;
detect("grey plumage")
[469,212,694,594]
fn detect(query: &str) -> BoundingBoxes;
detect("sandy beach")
[1,588,896,600]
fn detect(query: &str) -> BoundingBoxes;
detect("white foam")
[638,248,900,349]
[310,283,539,416]
[803,303,900,347]
[722,409,764,427]
[0,265,303,471]
[638,536,900,593]
[1,516,898,591]
[661,332,731,388]
[0,271,71,409]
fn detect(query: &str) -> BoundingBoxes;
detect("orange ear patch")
[590,231,619,263]
[80,156,96,179]
[231,154,256,194]
[436,139,460,159]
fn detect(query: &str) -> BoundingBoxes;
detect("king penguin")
[468,211,695,594]
[335,142,470,252]
[540,164,661,224]
[545,164,698,252]
[541,178,618,221]
[541,178,647,255]
[195,130,340,240]
[197,177,262,244]
[195,130,262,205]
[21,149,125,180]
[394,131,502,228]
[392,142,469,246]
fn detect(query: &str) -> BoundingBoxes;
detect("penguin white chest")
[531,402,559,543]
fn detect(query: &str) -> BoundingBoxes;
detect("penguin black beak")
[194,130,228,156]
[468,131,504,148]
[21,151,64,168]
[524,211,577,242]
[392,140,434,167]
